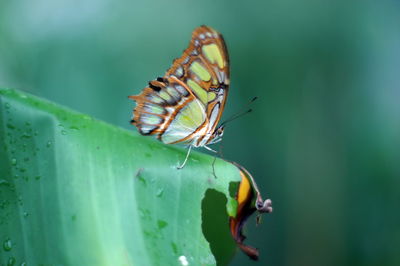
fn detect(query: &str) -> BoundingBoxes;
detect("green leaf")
[0,89,240,265]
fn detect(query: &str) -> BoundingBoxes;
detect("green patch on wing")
[190,61,211,82]
[161,100,205,144]
[202,44,224,69]
[188,79,208,105]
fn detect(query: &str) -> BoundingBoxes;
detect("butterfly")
[129,26,230,168]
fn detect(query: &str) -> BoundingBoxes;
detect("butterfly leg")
[204,145,217,153]
[211,155,218,179]
[177,145,193,169]
[212,144,225,178]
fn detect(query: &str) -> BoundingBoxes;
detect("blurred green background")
[1,0,399,265]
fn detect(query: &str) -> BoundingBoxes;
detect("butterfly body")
[130,26,229,157]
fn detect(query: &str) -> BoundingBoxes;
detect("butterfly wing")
[129,77,206,144]
[130,26,229,146]
[166,26,230,145]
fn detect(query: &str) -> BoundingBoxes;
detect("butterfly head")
[216,124,225,137]
[209,125,225,144]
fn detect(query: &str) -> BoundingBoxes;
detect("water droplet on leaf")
[156,188,164,197]
[7,256,15,266]
[3,238,12,251]
[0,180,10,186]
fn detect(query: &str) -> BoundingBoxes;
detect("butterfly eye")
[217,125,224,136]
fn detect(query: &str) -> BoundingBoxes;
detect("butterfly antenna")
[220,96,258,126]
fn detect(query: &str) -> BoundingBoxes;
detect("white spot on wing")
[174,84,188,96]
[199,33,205,40]
[142,104,164,115]
[214,66,225,83]
[175,66,184,77]
[219,71,225,83]
[140,113,162,125]
[183,56,190,64]
[209,104,221,130]
[139,124,156,134]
